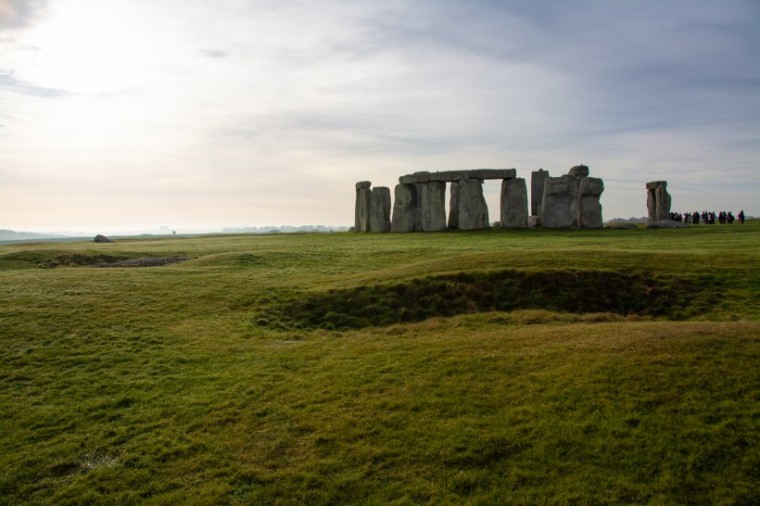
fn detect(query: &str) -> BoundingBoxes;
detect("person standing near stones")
[738,210,745,224]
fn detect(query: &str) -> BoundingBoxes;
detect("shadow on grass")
[255,269,722,330]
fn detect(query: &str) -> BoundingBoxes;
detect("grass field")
[1,223,759,504]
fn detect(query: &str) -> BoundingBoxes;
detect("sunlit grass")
[1,222,759,503]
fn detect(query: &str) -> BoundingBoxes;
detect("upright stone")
[448,181,461,229]
[391,184,418,232]
[355,181,372,232]
[419,181,447,232]
[500,177,528,228]
[541,175,576,228]
[568,164,590,178]
[655,185,671,221]
[531,169,549,216]
[369,187,391,232]
[578,177,604,228]
[646,181,670,223]
[567,166,588,227]
[458,179,489,230]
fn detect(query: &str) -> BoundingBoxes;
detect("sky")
[1,0,758,233]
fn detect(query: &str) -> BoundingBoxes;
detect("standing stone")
[578,177,604,228]
[531,169,549,216]
[458,179,489,230]
[355,181,372,232]
[419,181,447,231]
[655,185,671,221]
[500,177,528,228]
[646,181,671,223]
[541,175,576,228]
[369,187,392,232]
[567,166,588,228]
[448,181,461,229]
[391,184,418,232]
[568,164,590,178]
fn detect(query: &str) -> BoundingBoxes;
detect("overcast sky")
[1,0,758,232]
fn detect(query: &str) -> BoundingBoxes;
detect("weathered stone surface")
[469,168,516,180]
[500,177,528,228]
[448,181,461,229]
[528,216,540,228]
[419,181,447,231]
[647,219,687,229]
[369,187,392,232]
[399,171,431,184]
[541,175,576,228]
[531,169,549,216]
[647,188,657,222]
[458,179,489,230]
[400,169,516,184]
[94,234,113,243]
[646,181,671,223]
[391,184,418,232]
[355,187,372,232]
[655,185,671,221]
[355,181,372,190]
[578,177,604,228]
[568,165,590,177]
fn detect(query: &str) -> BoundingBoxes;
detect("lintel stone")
[400,168,516,184]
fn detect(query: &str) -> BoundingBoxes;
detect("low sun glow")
[19,1,143,95]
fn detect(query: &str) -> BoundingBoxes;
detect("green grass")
[1,223,759,504]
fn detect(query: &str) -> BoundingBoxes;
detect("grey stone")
[355,181,372,190]
[355,186,372,232]
[646,181,671,223]
[655,185,671,221]
[419,181,447,231]
[531,169,549,216]
[399,171,431,184]
[94,234,113,243]
[540,175,576,228]
[399,169,516,184]
[605,222,638,229]
[428,170,471,183]
[458,179,489,230]
[647,219,687,229]
[469,168,517,180]
[369,187,392,232]
[647,188,657,222]
[646,180,667,190]
[391,184,419,232]
[578,177,604,228]
[528,216,540,228]
[500,177,528,228]
[448,181,461,229]
[568,165,590,177]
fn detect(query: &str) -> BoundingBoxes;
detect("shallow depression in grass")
[260,268,720,330]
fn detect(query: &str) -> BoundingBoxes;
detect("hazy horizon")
[2,0,758,232]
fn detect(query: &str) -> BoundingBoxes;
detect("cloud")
[0,71,72,97]
[201,48,227,59]
[0,0,47,30]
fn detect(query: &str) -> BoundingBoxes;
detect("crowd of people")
[668,210,745,225]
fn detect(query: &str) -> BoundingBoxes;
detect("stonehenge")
[646,181,671,223]
[500,178,528,228]
[355,166,605,232]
